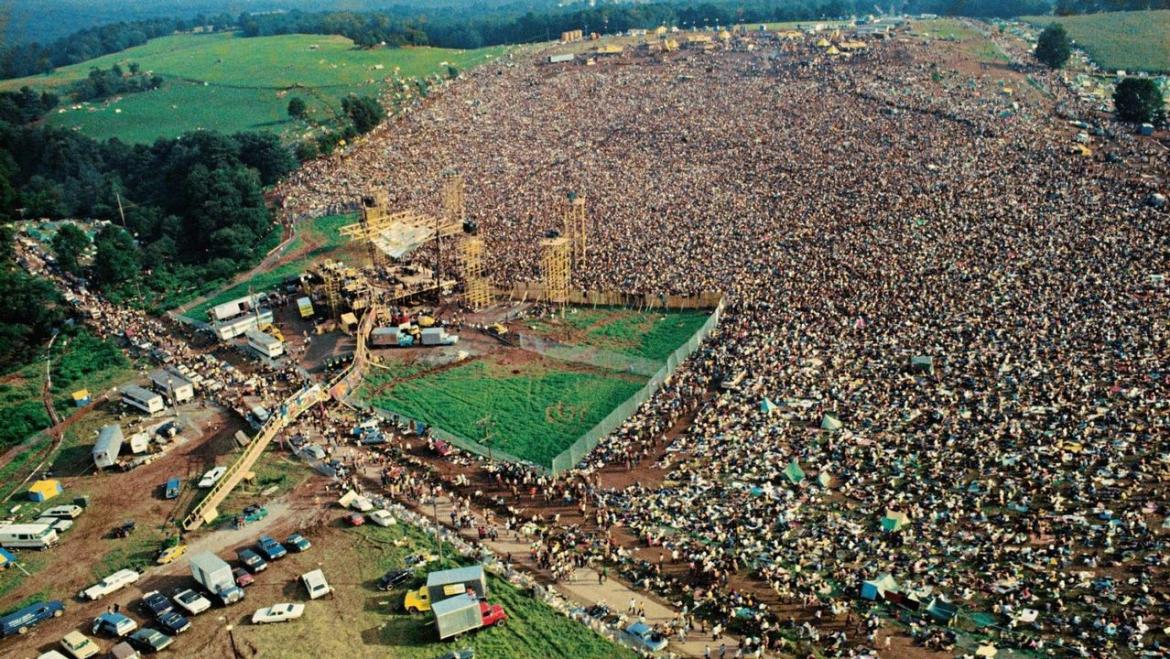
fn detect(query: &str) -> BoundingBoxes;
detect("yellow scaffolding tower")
[320,266,344,318]
[459,237,491,310]
[564,193,587,272]
[540,237,571,305]
[342,191,394,268]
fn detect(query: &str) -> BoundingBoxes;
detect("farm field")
[1020,10,1170,72]
[178,212,358,322]
[3,33,508,143]
[233,519,635,659]
[361,352,646,467]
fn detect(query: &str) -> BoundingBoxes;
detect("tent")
[975,645,998,657]
[760,398,778,415]
[28,479,62,502]
[0,547,15,569]
[882,510,910,532]
[826,46,841,55]
[861,573,899,601]
[817,471,832,488]
[910,355,935,375]
[820,413,843,431]
[815,38,830,47]
[784,460,805,484]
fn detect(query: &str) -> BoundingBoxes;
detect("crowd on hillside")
[279,29,1169,656]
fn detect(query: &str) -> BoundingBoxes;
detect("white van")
[0,523,60,549]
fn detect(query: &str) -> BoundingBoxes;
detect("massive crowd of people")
[279,24,1166,656]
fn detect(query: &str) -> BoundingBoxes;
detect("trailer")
[93,424,124,469]
[121,385,165,415]
[432,593,483,640]
[426,565,487,604]
[246,330,284,359]
[420,328,459,346]
[148,369,194,403]
[189,552,245,604]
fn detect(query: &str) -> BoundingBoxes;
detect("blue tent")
[760,398,778,415]
[861,574,899,601]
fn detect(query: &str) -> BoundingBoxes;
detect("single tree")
[51,223,89,275]
[287,96,307,119]
[341,95,385,135]
[1113,78,1166,124]
[92,224,140,285]
[1035,23,1071,69]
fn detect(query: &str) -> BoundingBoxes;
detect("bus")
[0,523,60,549]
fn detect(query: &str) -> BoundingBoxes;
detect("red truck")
[479,601,507,627]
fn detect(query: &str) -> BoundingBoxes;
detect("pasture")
[3,33,507,142]
[1020,10,1170,72]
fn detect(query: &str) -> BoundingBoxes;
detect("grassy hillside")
[1020,10,1170,72]
[3,33,507,143]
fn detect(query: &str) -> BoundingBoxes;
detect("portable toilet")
[28,479,63,502]
[72,390,91,407]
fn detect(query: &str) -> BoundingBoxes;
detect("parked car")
[197,466,226,488]
[251,603,305,624]
[367,510,395,527]
[285,533,311,552]
[92,612,137,638]
[232,568,254,588]
[140,592,174,618]
[156,544,187,565]
[237,548,268,573]
[301,569,332,600]
[108,642,139,659]
[163,478,181,500]
[255,535,287,561]
[42,505,84,519]
[155,610,191,635]
[0,600,64,637]
[172,589,210,616]
[81,569,140,600]
[344,512,365,526]
[127,628,173,653]
[622,622,668,652]
[378,568,411,591]
[59,630,100,658]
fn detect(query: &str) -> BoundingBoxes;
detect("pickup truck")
[80,569,140,601]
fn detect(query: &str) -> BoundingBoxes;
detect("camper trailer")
[93,424,124,469]
[245,330,284,359]
[0,523,60,550]
[121,385,165,415]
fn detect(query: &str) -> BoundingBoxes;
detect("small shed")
[93,424,125,469]
[882,510,910,532]
[28,479,63,502]
[72,390,91,407]
[426,565,487,603]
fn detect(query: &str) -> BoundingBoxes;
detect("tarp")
[821,413,843,431]
[760,398,778,415]
[0,547,15,568]
[28,479,63,502]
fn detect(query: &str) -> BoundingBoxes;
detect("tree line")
[1055,0,1170,14]
[68,63,164,103]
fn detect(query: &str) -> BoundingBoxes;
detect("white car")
[367,510,396,527]
[349,496,374,512]
[251,603,305,624]
[81,568,140,600]
[198,466,227,488]
[173,588,211,616]
[42,505,84,519]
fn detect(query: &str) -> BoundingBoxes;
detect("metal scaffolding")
[341,190,394,268]
[540,237,571,305]
[459,237,492,309]
[564,192,587,272]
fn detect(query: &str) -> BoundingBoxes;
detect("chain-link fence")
[549,299,723,474]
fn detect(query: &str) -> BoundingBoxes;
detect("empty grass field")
[526,307,711,363]
[3,33,507,143]
[178,212,357,321]
[362,353,647,467]
[1020,10,1170,72]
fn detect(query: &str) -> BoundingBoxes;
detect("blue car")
[0,600,64,637]
[622,622,668,652]
[256,534,287,561]
[285,533,311,552]
[164,477,182,500]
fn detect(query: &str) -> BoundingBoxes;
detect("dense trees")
[1055,0,1170,15]
[1113,78,1166,124]
[342,95,386,134]
[0,87,59,125]
[287,97,307,119]
[67,64,163,102]
[1035,23,1072,68]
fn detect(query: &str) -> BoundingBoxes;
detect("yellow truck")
[404,586,431,613]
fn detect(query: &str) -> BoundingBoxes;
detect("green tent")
[760,398,778,415]
[784,460,805,484]
[881,510,910,532]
